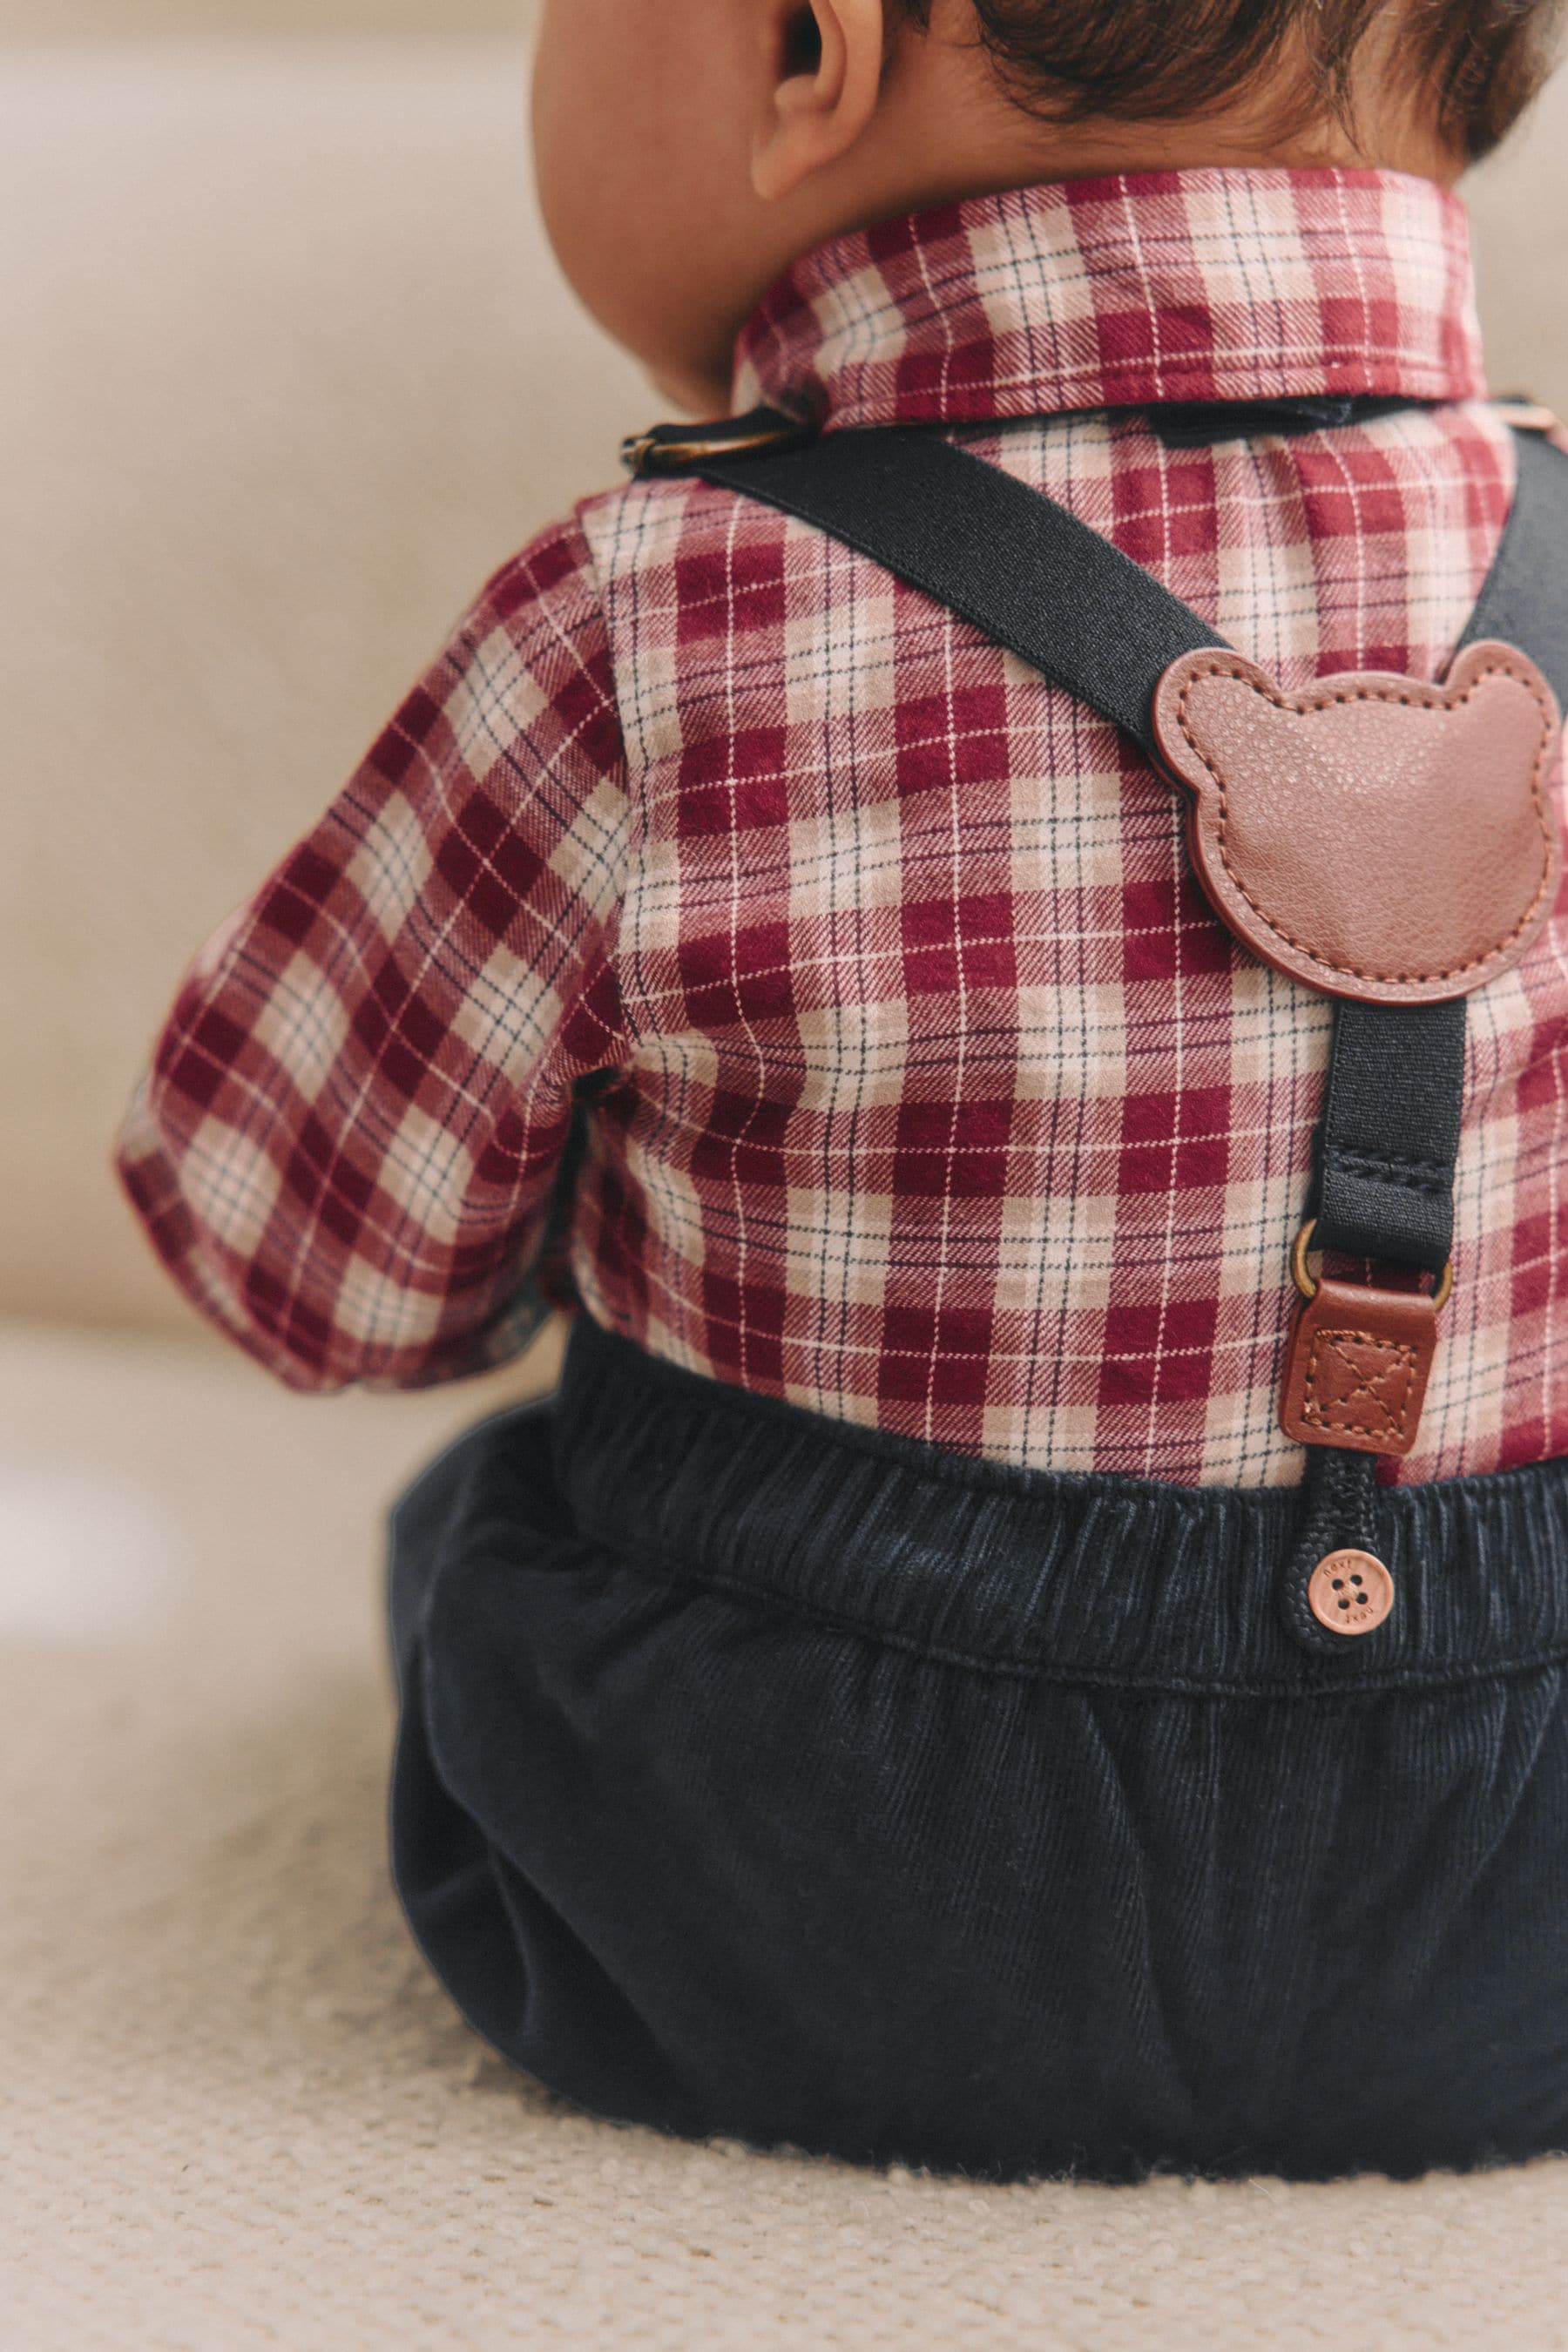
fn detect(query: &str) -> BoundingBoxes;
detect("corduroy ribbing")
[555,1315,1568,1694]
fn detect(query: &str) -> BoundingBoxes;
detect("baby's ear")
[751,0,889,202]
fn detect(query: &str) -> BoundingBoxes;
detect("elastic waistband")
[552,1317,1568,1694]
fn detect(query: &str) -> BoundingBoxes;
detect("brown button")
[1308,1550,1395,1636]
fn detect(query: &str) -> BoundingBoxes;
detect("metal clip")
[620,406,814,478]
[1290,1216,1453,1313]
[1494,397,1565,439]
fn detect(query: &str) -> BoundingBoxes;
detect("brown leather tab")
[1151,640,1562,1005]
[1280,1275,1440,1456]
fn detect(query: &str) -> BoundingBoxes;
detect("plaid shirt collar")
[733,166,1486,429]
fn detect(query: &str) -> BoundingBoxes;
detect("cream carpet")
[2,1321,1566,2350]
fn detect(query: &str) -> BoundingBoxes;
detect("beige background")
[3,17,1567,1338]
[0,0,531,30]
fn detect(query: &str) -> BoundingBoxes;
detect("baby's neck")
[853,26,1462,249]
[875,50,1462,225]
[691,50,1461,417]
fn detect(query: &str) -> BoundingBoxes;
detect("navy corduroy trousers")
[388,1313,1568,2182]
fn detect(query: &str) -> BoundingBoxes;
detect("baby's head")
[532,0,1563,414]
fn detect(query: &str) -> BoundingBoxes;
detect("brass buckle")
[619,409,814,478]
[1494,398,1565,439]
[1290,1216,1454,1313]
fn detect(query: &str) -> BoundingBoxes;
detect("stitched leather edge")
[1301,1325,1418,1443]
[1172,653,1558,985]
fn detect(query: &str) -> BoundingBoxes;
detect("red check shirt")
[118,167,1568,1488]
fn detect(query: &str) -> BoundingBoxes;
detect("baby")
[119,0,1568,2182]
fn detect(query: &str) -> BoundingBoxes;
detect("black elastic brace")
[1314,1000,1468,1268]
[694,429,1223,760]
[697,422,1568,753]
[1457,425,1568,703]
[1318,429,1568,1271]
[1148,394,1420,448]
[1280,1448,1382,1656]
[694,426,1568,1278]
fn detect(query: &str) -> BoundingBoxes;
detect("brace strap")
[683,419,1568,1279]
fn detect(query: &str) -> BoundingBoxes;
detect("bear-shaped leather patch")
[1150,640,1562,1005]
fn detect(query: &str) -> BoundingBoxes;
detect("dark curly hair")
[897,0,1565,162]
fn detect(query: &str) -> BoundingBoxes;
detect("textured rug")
[2,1321,1566,2350]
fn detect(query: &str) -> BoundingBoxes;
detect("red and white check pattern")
[118,168,1568,1487]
